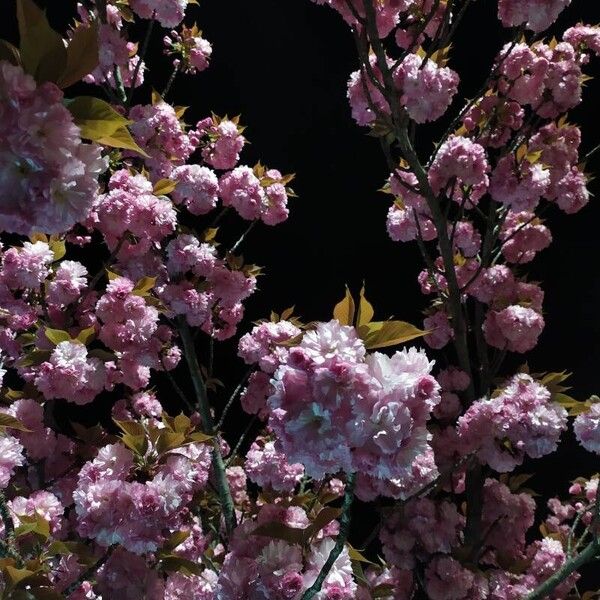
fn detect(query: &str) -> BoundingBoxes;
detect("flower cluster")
[1,0,600,598]
[268,320,441,499]
[458,374,568,471]
[347,51,459,126]
[74,441,211,554]
[79,5,145,89]
[0,63,105,235]
[163,24,213,74]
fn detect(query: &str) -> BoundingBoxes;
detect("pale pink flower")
[458,374,567,472]
[1,241,54,289]
[0,434,24,488]
[129,0,187,28]
[498,0,571,33]
[47,261,88,306]
[393,53,459,123]
[574,403,600,454]
[171,165,219,215]
[34,341,107,405]
[195,118,245,170]
[244,437,304,493]
[0,63,106,235]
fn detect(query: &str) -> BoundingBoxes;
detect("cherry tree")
[0,0,599,598]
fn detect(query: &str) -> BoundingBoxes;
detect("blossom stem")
[96,0,126,105]
[0,491,21,564]
[177,318,237,536]
[64,546,115,596]
[112,65,127,105]
[230,220,258,254]
[224,415,257,467]
[300,473,357,600]
[162,63,180,99]
[525,541,599,600]
[216,367,254,429]
[127,17,155,108]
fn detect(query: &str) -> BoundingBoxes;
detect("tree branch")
[177,318,237,536]
[300,473,357,600]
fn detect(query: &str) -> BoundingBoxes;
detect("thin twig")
[162,63,180,99]
[300,473,357,600]
[224,416,258,467]
[216,368,254,430]
[230,221,258,254]
[0,492,21,564]
[177,318,237,535]
[127,17,155,108]
[64,546,115,596]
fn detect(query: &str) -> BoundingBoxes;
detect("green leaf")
[159,556,204,576]
[1,565,36,587]
[88,348,116,362]
[351,558,369,587]
[132,276,157,297]
[333,286,355,326]
[30,588,65,600]
[121,433,148,456]
[0,40,21,66]
[253,507,341,546]
[15,514,50,540]
[173,413,191,433]
[202,227,219,243]
[162,530,191,552]
[347,544,376,566]
[251,521,307,545]
[356,285,374,327]
[358,320,428,350]
[57,22,99,89]
[76,326,96,346]
[16,349,52,368]
[49,239,66,261]
[17,0,67,83]
[153,179,177,196]
[306,507,342,540]
[156,431,186,455]
[373,583,396,598]
[66,96,130,141]
[508,473,534,492]
[97,125,149,157]
[281,306,295,321]
[114,420,146,437]
[44,328,71,346]
[187,431,213,443]
[0,413,32,432]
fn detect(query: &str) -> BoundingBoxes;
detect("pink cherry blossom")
[574,403,600,454]
[195,117,246,170]
[393,53,459,124]
[171,165,219,215]
[33,340,107,404]
[498,0,571,33]
[458,374,567,471]
[129,0,187,28]
[0,62,106,235]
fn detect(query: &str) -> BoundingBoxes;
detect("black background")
[3,0,600,572]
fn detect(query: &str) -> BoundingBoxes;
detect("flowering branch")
[162,63,180,99]
[300,473,357,600]
[127,16,155,108]
[177,318,237,536]
[64,546,115,596]
[0,492,20,563]
[525,542,599,600]
[216,367,254,429]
